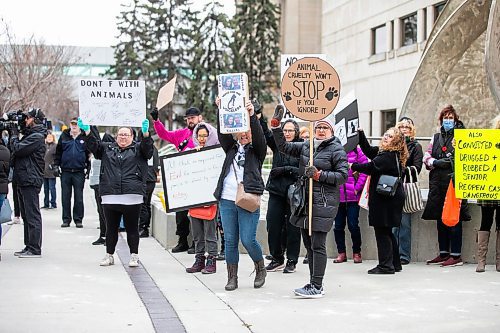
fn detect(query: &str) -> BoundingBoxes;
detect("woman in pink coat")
[333,147,368,263]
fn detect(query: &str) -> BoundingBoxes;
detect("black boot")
[139,228,149,238]
[225,264,238,291]
[172,236,189,253]
[187,241,195,254]
[254,260,267,288]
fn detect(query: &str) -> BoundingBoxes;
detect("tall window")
[381,109,396,133]
[372,24,386,54]
[435,1,447,20]
[401,13,417,46]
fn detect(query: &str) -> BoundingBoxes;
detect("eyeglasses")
[283,129,295,133]
[315,126,331,131]
[117,133,132,137]
[384,133,394,138]
[399,125,411,129]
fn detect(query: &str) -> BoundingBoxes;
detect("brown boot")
[254,260,267,288]
[496,231,500,272]
[225,264,238,291]
[201,255,216,274]
[476,231,490,273]
[186,254,205,273]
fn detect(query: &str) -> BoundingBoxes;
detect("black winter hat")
[185,107,201,117]
[27,108,45,122]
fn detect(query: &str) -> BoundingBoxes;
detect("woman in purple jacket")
[333,147,368,263]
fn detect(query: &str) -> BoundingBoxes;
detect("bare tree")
[0,20,77,124]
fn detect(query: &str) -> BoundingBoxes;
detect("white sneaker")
[100,253,114,266]
[129,253,139,267]
[7,216,21,225]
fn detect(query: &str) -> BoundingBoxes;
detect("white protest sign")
[78,78,146,127]
[161,145,225,212]
[280,54,327,123]
[218,73,249,134]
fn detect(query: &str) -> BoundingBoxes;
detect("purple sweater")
[340,148,369,202]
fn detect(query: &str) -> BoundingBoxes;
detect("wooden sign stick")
[308,121,314,236]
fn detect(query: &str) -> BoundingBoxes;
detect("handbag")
[402,166,424,213]
[288,176,307,217]
[232,164,260,213]
[376,154,401,197]
[442,179,461,227]
[0,197,13,224]
[189,204,217,220]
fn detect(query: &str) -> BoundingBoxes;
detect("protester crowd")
[0,102,498,300]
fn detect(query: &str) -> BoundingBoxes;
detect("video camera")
[0,110,27,132]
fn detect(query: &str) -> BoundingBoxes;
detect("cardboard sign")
[160,145,225,212]
[217,73,249,134]
[281,57,341,122]
[78,78,146,127]
[156,75,176,110]
[455,129,500,200]
[280,54,327,123]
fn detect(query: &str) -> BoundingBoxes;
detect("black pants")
[12,180,21,217]
[18,185,43,254]
[301,228,327,288]
[176,210,190,238]
[61,171,85,224]
[91,186,106,238]
[266,193,301,263]
[480,206,500,231]
[373,226,401,271]
[139,182,156,230]
[103,204,141,254]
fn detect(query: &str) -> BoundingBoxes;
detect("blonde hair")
[379,127,409,166]
[46,133,56,143]
[492,115,500,129]
[299,126,310,139]
[396,119,416,139]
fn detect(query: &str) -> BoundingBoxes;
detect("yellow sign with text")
[455,129,500,200]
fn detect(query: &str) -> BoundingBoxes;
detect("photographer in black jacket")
[10,108,47,258]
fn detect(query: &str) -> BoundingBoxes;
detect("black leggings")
[103,204,141,254]
[301,229,327,288]
[480,206,500,231]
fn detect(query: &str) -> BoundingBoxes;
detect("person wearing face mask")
[150,107,203,254]
[259,113,303,274]
[422,105,470,267]
[214,97,267,291]
[79,118,153,267]
[391,117,423,265]
[271,109,348,298]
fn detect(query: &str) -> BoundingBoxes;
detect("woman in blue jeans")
[214,98,267,291]
[0,138,11,260]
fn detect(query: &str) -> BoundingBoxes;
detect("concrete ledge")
[151,194,493,264]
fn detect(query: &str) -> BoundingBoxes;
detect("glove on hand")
[141,119,149,134]
[77,118,90,132]
[270,104,284,128]
[269,167,286,178]
[305,166,321,181]
[433,158,451,169]
[150,107,159,121]
[53,165,61,177]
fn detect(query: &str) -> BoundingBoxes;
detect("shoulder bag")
[402,166,424,213]
[233,164,260,213]
[0,197,13,224]
[375,154,401,197]
[288,176,307,217]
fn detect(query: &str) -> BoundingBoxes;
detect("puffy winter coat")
[339,148,368,202]
[84,132,154,197]
[11,124,47,187]
[272,127,348,232]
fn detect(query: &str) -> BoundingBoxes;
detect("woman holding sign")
[214,98,267,291]
[79,118,153,267]
[271,108,348,298]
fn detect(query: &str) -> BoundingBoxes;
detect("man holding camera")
[10,108,47,258]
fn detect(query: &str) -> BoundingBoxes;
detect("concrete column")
[386,20,393,51]
[417,8,426,43]
[426,5,436,39]
[394,18,402,49]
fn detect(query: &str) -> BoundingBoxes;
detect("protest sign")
[280,54,327,123]
[156,75,176,110]
[281,57,341,122]
[455,129,500,200]
[79,78,146,127]
[160,145,225,212]
[333,90,359,152]
[218,73,249,134]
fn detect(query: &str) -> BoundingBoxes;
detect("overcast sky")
[0,0,235,47]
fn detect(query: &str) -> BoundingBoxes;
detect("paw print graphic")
[325,87,339,101]
[283,91,292,101]
[495,142,500,150]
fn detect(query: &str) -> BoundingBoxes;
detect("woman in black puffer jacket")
[261,116,302,273]
[272,113,348,298]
